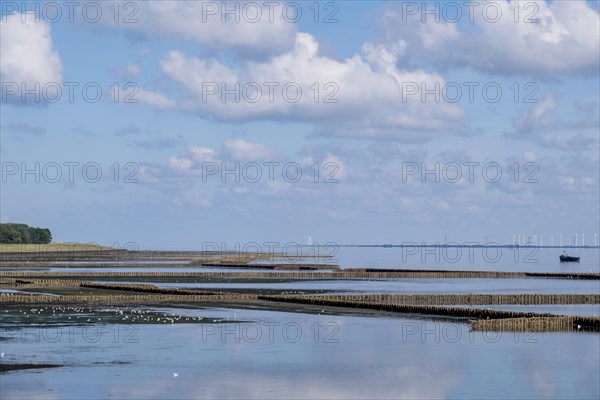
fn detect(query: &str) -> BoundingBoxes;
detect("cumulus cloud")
[95,0,296,55]
[120,63,141,77]
[513,94,558,133]
[382,0,599,76]
[136,139,350,209]
[167,156,194,173]
[136,88,177,110]
[188,145,217,163]
[558,175,597,192]
[139,33,464,140]
[508,94,599,151]
[142,139,344,183]
[134,137,597,235]
[0,13,63,102]
[162,140,280,176]
[222,139,278,161]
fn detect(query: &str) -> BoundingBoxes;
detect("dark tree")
[0,223,52,244]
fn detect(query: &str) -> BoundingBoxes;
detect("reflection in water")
[334,247,600,272]
[1,308,598,399]
[2,248,597,274]
[95,278,600,295]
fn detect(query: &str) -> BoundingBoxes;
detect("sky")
[0,0,599,250]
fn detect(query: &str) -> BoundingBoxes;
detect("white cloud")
[382,1,599,76]
[140,33,464,140]
[137,88,177,110]
[0,13,62,100]
[139,140,350,206]
[161,140,280,178]
[167,156,194,173]
[322,154,346,180]
[188,145,217,163]
[523,152,537,162]
[508,94,599,151]
[559,176,596,192]
[513,94,557,133]
[99,1,296,54]
[119,138,600,235]
[121,63,141,76]
[222,139,278,161]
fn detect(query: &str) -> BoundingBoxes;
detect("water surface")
[95,278,600,295]
[1,307,598,399]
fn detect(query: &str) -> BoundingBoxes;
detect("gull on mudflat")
[173,372,178,378]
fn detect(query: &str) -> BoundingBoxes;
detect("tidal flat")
[1,248,599,399]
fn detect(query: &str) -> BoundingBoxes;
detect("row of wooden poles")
[257,296,600,332]
[6,291,594,332]
[470,317,596,332]
[0,279,256,298]
[2,279,599,332]
[1,270,599,279]
[197,262,339,270]
[2,278,598,306]
[0,293,257,303]
[259,293,600,305]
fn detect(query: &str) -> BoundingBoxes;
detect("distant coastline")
[336,244,600,249]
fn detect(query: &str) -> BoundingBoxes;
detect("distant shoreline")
[0,243,116,253]
[337,244,600,249]
[1,243,598,254]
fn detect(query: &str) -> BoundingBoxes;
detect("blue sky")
[1,1,599,249]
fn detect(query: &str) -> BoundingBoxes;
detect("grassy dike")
[0,243,115,252]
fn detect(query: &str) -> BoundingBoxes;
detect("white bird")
[173,372,178,378]
[1,352,4,358]
[577,325,582,329]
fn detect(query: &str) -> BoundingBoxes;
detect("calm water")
[1,307,598,400]
[332,247,600,272]
[2,248,599,399]
[96,278,600,295]
[2,248,597,273]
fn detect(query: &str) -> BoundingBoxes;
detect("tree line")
[0,223,52,244]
